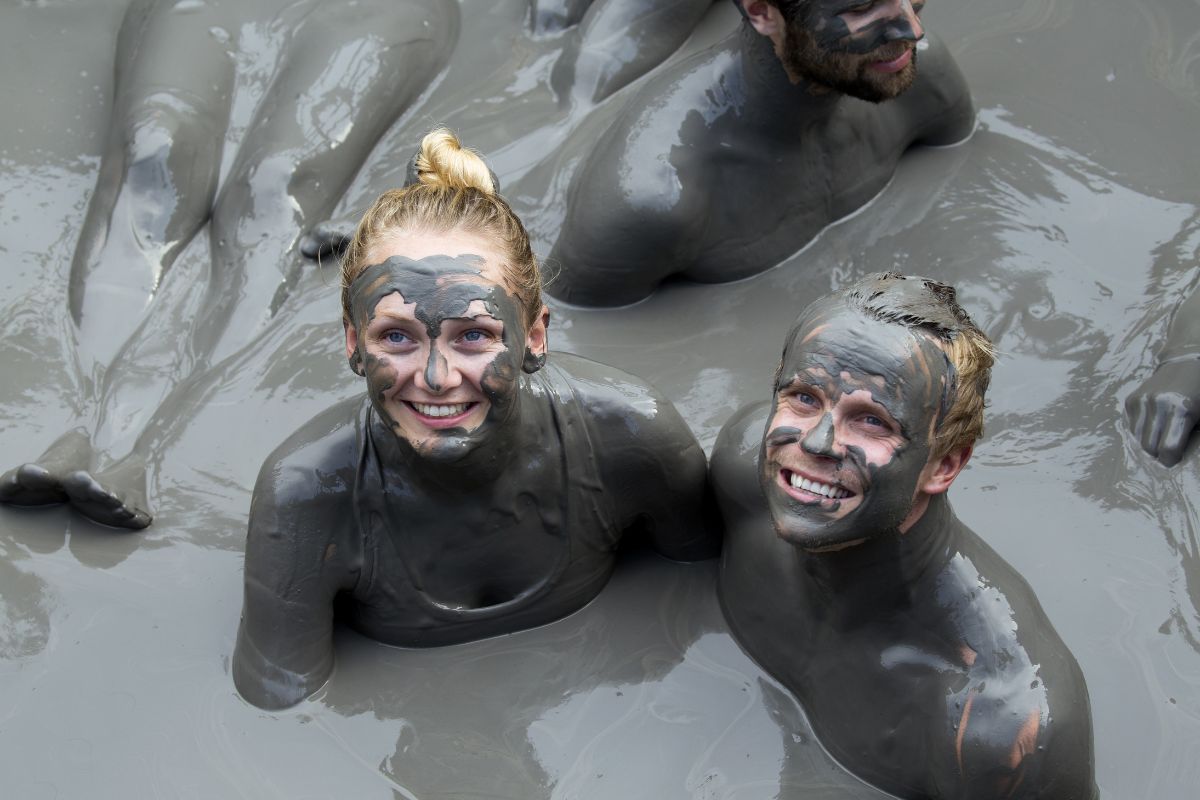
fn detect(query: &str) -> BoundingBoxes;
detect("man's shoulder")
[893,31,975,146]
[711,400,769,512]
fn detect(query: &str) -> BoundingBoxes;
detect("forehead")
[349,252,519,329]
[781,306,948,396]
[365,228,508,286]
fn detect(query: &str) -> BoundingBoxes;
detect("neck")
[735,23,841,133]
[793,494,959,631]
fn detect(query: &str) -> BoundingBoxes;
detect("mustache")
[868,40,913,62]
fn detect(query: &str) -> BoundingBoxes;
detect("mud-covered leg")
[68,0,235,366]
[551,0,715,105]
[0,428,93,508]
[202,0,459,364]
[530,0,595,34]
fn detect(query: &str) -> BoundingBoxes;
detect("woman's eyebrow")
[369,309,417,323]
[442,313,502,323]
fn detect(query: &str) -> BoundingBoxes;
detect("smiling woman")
[232,128,719,711]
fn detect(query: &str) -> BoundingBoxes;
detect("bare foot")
[299,217,354,260]
[0,428,92,507]
[62,454,152,530]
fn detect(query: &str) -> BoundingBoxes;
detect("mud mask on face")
[801,1,923,55]
[761,301,954,549]
[348,254,529,459]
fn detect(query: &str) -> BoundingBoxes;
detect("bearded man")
[547,1,974,306]
[711,273,1097,799]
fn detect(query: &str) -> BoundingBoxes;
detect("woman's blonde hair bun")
[412,127,496,195]
[341,126,542,330]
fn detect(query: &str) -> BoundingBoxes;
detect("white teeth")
[412,402,470,418]
[788,472,850,500]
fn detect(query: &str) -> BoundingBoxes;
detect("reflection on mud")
[0,539,52,661]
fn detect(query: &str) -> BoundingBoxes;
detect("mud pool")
[1,0,1198,797]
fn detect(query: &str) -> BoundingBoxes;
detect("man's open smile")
[779,468,855,503]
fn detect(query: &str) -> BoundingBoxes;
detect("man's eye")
[790,391,819,408]
[385,330,410,345]
[844,2,878,14]
[860,413,892,431]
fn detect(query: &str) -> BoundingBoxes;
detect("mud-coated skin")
[713,400,1097,796]
[1126,282,1200,466]
[300,0,717,260]
[233,351,718,710]
[547,13,974,306]
[549,0,718,105]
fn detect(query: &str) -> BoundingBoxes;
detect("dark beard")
[780,22,917,103]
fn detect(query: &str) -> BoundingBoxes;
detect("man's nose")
[881,0,924,43]
[419,344,463,393]
[800,413,838,458]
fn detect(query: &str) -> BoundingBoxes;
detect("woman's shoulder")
[542,352,680,434]
[253,395,366,506]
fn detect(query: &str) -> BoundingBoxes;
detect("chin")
[849,64,917,103]
[772,520,862,552]
[405,430,481,462]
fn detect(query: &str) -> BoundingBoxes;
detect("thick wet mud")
[1,0,1198,797]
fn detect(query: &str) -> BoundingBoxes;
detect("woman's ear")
[522,305,550,374]
[344,320,365,376]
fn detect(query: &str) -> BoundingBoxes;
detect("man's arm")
[1125,281,1200,466]
[953,687,1096,800]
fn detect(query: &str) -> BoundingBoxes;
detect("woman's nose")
[418,344,464,393]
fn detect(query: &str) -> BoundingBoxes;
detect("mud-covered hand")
[299,215,357,261]
[1125,358,1200,467]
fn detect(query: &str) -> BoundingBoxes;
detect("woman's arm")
[232,416,360,709]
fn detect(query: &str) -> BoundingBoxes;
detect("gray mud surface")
[2,1,1199,796]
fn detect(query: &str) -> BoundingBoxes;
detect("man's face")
[781,0,926,103]
[345,233,539,462]
[760,303,952,550]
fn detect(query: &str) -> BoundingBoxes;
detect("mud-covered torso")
[629,34,968,284]
[683,104,916,282]
[713,406,1092,798]
[720,513,1069,797]
[340,363,620,647]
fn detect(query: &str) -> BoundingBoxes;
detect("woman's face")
[344,229,547,460]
